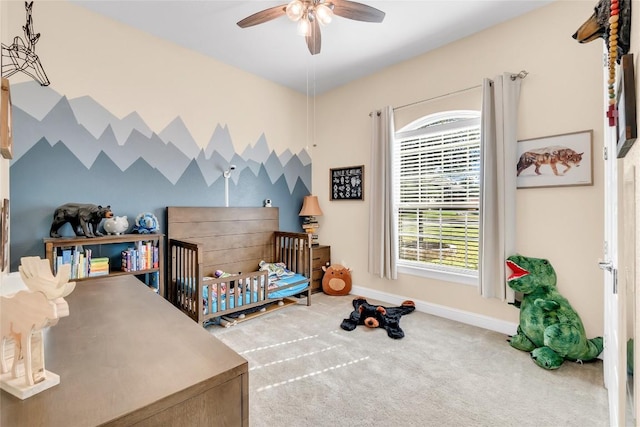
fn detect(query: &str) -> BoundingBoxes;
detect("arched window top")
[398,110,480,133]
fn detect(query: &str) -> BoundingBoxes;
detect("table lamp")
[299,195,323,245]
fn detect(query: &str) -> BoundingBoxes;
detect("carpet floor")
[208,293,609,427]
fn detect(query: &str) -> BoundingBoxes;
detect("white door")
[601,55,624,426]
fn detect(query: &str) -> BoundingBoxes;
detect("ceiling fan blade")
[237,4,287,28]
[305,18,321,55]
[332,0,385,23]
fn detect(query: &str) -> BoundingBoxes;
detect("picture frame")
[516,130,593,189]
[330,165,364,200]
[616,53,637,158]
[1,77,13,160]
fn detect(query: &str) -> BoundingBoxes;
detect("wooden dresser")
[311,244,331,293]
[1,275,248,427]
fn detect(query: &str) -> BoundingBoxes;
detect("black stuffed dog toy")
[340,297,416,339]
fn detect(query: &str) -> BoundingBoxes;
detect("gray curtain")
[368,106,397,279]
[479,73,521,299]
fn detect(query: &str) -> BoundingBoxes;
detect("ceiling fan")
[237,0,385,55]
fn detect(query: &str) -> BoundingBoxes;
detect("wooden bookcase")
[43,233,165,296]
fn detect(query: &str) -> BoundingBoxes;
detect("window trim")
[397,263,478,286]
[394,110,481,282]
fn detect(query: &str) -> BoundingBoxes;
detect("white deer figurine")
[0,257,74,398]
[1,290,58,386]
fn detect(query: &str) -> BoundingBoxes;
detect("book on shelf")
[88,256,110,277]
[54,245,89,279]
[121,241,158,272]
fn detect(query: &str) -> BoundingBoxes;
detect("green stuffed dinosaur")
[506,254,603,370]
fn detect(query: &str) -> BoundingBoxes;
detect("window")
[394,111,480,283]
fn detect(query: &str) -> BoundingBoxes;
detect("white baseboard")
[350,285,518,336]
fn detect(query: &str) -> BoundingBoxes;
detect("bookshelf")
[43,233,165,296]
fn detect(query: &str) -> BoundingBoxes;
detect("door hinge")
[598,261,618,294]
[603,146,608,161]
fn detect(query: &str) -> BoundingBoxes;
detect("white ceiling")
[71,0,555,95]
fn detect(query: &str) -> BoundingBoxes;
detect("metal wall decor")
[1,1,50,86]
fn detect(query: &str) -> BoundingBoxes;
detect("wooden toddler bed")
[166,207,312,326]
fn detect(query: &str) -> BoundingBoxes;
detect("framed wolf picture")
[516,130,593,189]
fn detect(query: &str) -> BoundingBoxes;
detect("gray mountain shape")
[159,116,200,160]
[11,81,311,189]
[9,80,62,121]
[10,106,46,160]
[41,96,102,168]
[280,149,293,166]
[205,124,235,162]
[9,137,311,270]
[68,96,153,145]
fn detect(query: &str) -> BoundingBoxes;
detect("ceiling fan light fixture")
[296,17,311,36]
[286,0,304,21]
[316,4,333,25]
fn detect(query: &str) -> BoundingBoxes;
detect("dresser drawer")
[311,245,330,292]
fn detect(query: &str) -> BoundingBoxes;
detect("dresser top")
[2,275,247,426]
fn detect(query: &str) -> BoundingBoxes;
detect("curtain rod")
[393,84,481,112]
[378,70,529,115]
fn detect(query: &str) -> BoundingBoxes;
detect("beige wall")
[314,1,606,337]
[4,1,308,154]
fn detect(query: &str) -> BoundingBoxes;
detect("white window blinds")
[394,114,480,274]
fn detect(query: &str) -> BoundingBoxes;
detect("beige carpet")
[208,293,609,427]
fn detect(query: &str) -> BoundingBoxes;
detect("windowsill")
[397,264,478,286]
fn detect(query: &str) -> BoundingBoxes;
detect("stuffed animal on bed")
[506,254,604,369]
[258,261,294,278]
[340,297,415,339]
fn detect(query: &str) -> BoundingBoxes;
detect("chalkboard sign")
[330,165,364,201]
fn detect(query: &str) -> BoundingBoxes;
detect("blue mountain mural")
[9,81,312,271]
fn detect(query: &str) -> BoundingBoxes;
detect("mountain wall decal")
[8,81,313,271]
[9,81,311,191]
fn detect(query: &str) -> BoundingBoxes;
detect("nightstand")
[311,245,331,293]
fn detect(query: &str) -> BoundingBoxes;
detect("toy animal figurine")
[1,257,75,397]
[19,256,75,300]
[506,254,604,369]
[1,291,58,387]
[322,264,352,296]
[132,212,158,234]
[103,216,129,235]
[49,203,113,238]
[340,297,415,339]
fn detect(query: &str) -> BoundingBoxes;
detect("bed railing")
[273,231,312,306]
[169,238,203,323]
[274,232,312,277]
[168,231,313,325]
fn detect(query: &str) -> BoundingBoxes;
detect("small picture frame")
[1,78,13,160]
[516,130,593,189]
[330,165,364,200]
[616,53,637,158]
